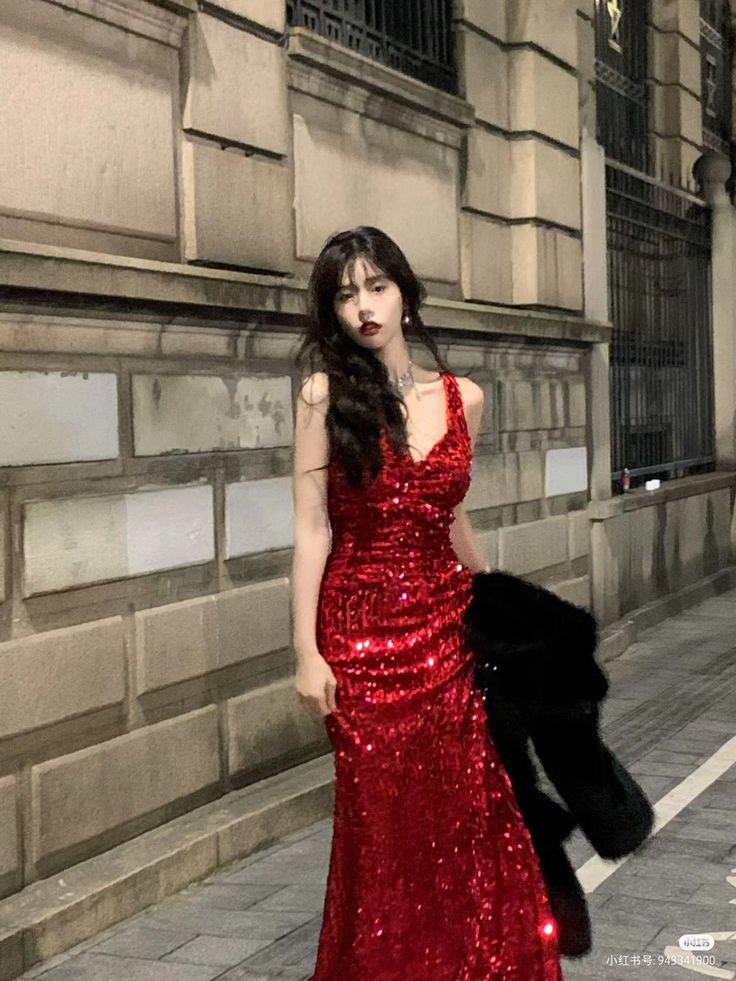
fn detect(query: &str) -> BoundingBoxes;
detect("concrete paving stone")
[628,760,696,778]
[637,748,711,765]
[179,882,286,911]
[637,835,734,861]
[90,924,197,959]
[35,953,223,981]
[247,882,327,912]
[650,916,736,950]
[594,871,706,903]
[224,857,329,886]
[161,934,273,966]
[235,917,321,973]
[141,905,313,941]
[587,911,665,949]
[600,893,731,926]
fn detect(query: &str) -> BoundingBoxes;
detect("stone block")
[0,491,7,603]
[136,595,217,694]
[652,83,701,145]
[473,528,499,570]
[0,1,178,254]
[23,484,215,596]
[550,576,590,608]
[568,377,587,427]
[0,617,125,739]
[225,476,294,557]
[136,577,292,692]
[590,512,623,625]
[182,139,293,272]
[460,28,508,129]
[227,678,327,778]
[651,0,701,43]
[460,213,512,303]
[207,0,285,32]
[0,371,119,467]
[509,139,581,228]
[30,706,220,867]
[465,451,543,509]
[709,489,734,567]
[577,7,595,85]
[184,12,288,155]
[568,509,590,561]
[651,31,701,94]
[499,379,536,432]
[511,224,583,310]
[458,0,506,40]
[623,505,658,609]
[464,127,511,217]
[507,0,578,68]
[215,578,291,669]
[132,373,293,456]
[0,775,19,894]
[545,446,588,496]
[292,100,460,283]
[498,515,569,575]
[508,49,578,150]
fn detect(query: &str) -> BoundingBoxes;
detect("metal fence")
[286,0,456,93]
[606,163,715,488]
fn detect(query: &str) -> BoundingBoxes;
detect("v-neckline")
[402,371,451,466]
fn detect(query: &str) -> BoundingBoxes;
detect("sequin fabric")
[309,371,562,981]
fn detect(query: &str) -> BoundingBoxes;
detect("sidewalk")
[16,588,736,981]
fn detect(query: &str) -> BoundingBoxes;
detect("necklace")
[388,359,418,398]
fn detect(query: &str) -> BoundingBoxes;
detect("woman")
[291,226,562,981]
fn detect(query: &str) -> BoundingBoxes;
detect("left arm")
[449,377,492,574]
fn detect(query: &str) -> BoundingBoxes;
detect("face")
[332,256,405,348]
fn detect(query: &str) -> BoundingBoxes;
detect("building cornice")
[46,0,195,47]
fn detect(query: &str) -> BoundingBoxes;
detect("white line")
[576,734,736,893]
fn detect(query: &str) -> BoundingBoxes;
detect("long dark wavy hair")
[293,226,450,488]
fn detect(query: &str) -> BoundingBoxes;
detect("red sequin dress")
[309,371,562,981]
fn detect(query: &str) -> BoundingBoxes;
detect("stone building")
[0,0,735,974]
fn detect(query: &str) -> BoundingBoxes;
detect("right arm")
[291,371,338,717]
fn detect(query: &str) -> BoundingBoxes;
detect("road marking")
[576,734,736,894]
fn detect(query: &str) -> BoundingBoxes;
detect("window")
[286,0,456,93]
[594,0,650,173]
[700,0,732,155]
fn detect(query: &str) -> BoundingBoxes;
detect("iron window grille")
[606,163,715,488]
[286,0,457,94]
[700,0,733,157]
[594,0,650,173]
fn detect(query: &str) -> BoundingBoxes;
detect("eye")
[372,284,386,293]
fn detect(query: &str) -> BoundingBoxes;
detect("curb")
[0,755,334,981]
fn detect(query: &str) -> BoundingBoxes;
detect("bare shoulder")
[297,370,329,407]
[454,373,484,411]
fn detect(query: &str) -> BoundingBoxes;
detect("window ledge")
[286,26,475,149]
[588,470,736,521]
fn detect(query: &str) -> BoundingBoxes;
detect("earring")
[401,312,411,328]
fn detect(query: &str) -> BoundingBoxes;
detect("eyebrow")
[338,274,387,290]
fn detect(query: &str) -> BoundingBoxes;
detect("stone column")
[695,151,736,470]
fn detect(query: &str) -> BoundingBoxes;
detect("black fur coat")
[463,570,654,958]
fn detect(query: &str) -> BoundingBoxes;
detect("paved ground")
[19,589,736,981]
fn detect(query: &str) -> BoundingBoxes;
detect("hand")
[295,651,338,717]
